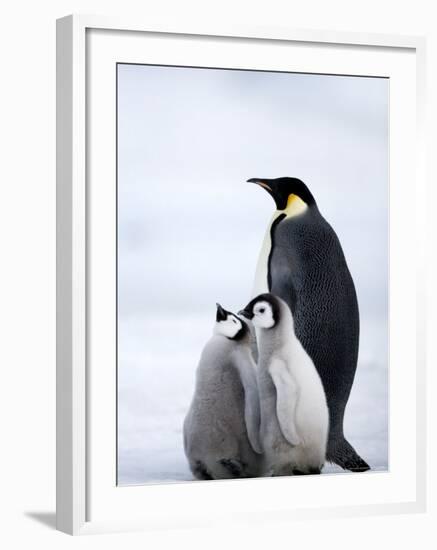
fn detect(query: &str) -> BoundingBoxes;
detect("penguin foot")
[192,460,213,480]
[219,458,247,478]
[327,438,370,472]
[292,467,321,476]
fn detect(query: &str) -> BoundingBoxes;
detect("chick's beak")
[216,303,227,322]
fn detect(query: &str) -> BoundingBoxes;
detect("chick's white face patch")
[252,301,275,329]
[214,314,243,339]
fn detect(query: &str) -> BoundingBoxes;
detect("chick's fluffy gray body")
[184,335,261,480]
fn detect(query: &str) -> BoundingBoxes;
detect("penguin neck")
[279,194,308,218]
[251,196,309,297]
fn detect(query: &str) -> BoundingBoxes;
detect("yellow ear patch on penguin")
[284,194,308,217]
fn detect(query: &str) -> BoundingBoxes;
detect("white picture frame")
[56,14,427,536]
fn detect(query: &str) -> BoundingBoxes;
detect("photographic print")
[117,63,388,485]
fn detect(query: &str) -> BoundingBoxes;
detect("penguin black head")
[247,177,316,211]
[214,303,248,340]
[239,293,281,330]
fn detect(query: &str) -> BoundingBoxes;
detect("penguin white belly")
[252,212,281,296]
[252,198,308,297]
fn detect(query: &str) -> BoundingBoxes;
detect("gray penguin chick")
[183,304,262,480]
[240,293,329,476]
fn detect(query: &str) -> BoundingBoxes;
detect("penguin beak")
[247,178,273,192]
[247,178,286,210]
[216,303,227,322]
[238,308,254,320]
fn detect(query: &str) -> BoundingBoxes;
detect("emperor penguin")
[240,293,329,476]
[183,304,262,480]
[247,177,369,472]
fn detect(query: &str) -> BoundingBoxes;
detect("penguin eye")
[232,319,237,324]
[259,308,265,314]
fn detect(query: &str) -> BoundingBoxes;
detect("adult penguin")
[247,176,369,472]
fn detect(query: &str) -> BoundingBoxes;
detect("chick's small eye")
[259,308,265,314]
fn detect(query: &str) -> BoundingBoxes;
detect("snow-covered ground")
[117,315,388,485]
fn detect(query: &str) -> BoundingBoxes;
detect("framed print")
[56,15,427,535]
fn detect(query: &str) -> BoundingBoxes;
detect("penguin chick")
[240,293,329,476]
[183,304,262,480]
